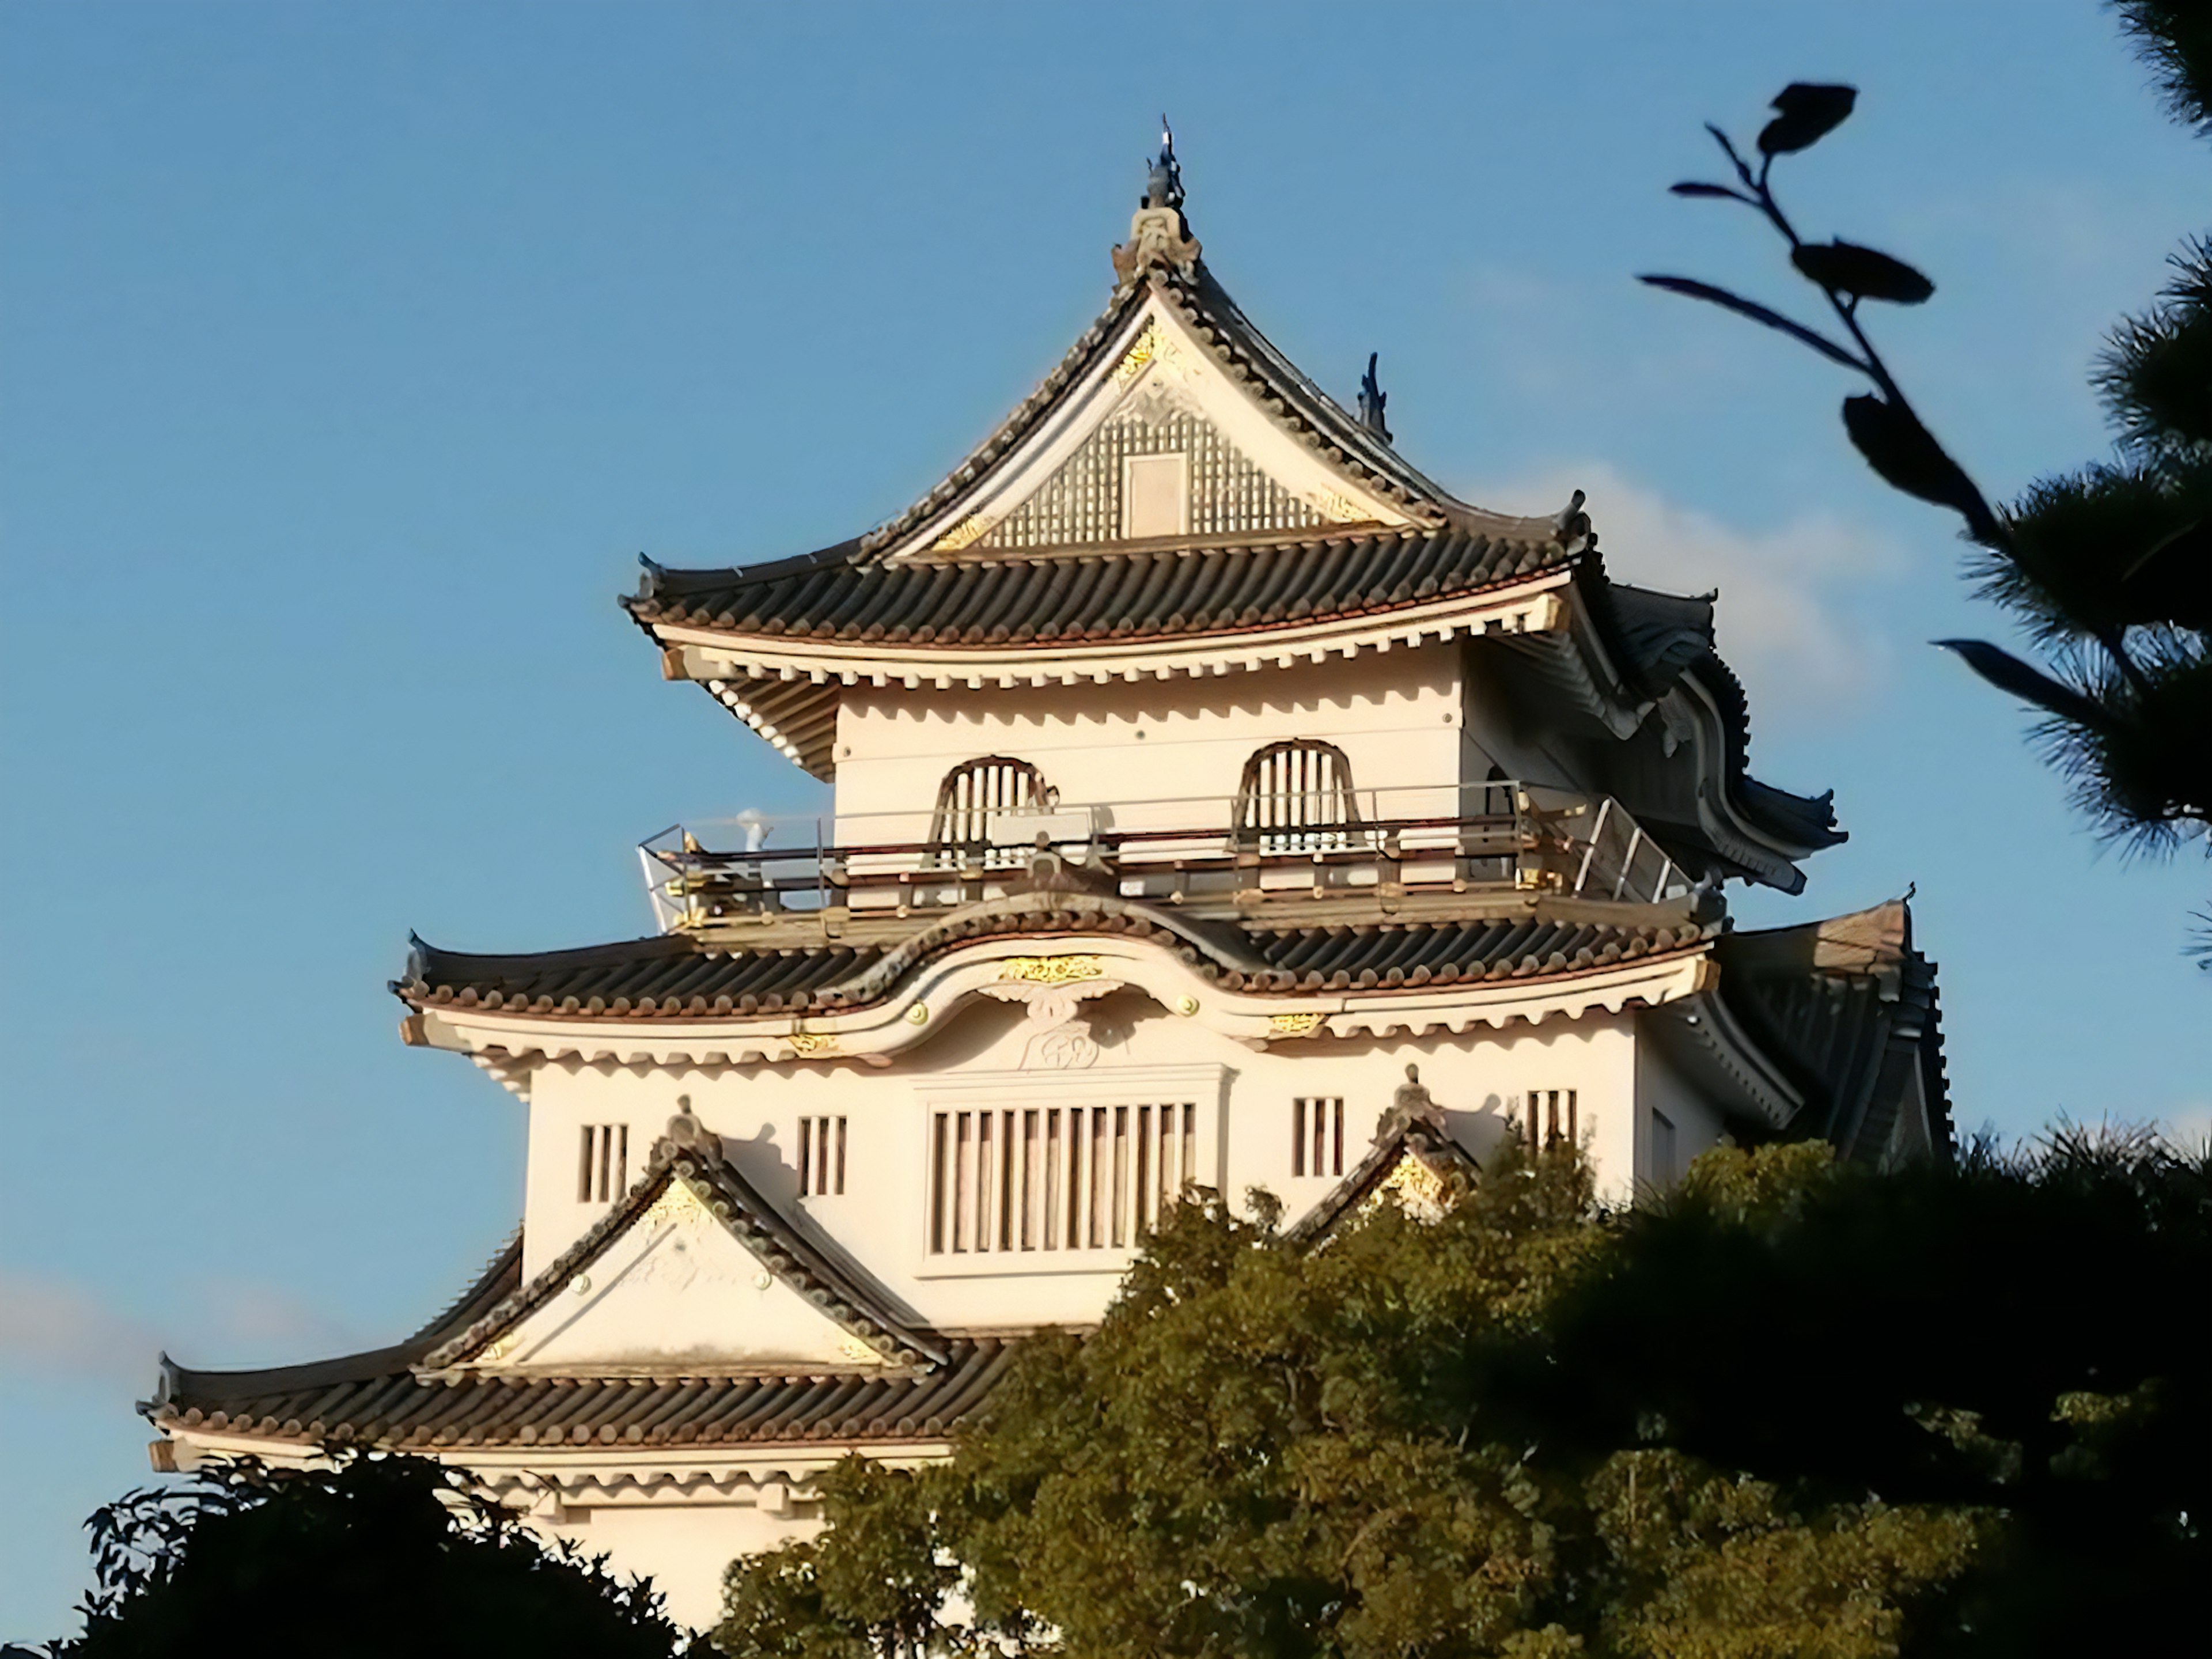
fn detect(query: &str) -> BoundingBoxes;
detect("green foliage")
[51,1451,686,1659]
[1516,1130,2212,1655]
[719,1132,2212,1656]
[1646,5,2212,923]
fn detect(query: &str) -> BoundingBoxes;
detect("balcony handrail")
[636,781,1687,931]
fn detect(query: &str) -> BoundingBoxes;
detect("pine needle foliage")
[1643,3,2212,948]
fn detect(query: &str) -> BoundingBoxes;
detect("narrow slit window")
[1294,1098,1345,1177]
[577,1125,629,1203]
[1524,1090,1580,1149]
[797,1116,848,1197]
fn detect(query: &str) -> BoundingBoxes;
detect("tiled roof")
[148,1116,998,1454]
[1714,899,1952,1161]
[397,906,1717,1020]
[151,1337,1014,1453]
[628,526,1569,649]
[400,932,886,1017]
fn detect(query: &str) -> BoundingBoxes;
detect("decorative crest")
[1379,1063,1446,1138]
[1358,352,1391,443]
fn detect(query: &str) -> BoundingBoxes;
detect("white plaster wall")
[540,1497,820,1633]
[520,997,1649,1333]
[830,646,1469,840]
[1631,1037,1730,1198]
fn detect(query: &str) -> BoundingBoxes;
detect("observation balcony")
[638,783,1693,934]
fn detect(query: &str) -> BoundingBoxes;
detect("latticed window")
[927,1103,1198,1256]
[927,756,1054,868]
[1235,740,1361,852]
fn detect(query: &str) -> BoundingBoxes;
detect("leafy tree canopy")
[718,1131,2212,1657]
[35,1452,688,1659]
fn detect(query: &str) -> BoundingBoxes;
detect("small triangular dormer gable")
[420,1110,941,1377]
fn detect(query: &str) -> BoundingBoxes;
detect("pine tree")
[1645,3,2212,946]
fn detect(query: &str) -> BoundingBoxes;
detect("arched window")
[1234,740,1361,852]
[928,756,1054,866]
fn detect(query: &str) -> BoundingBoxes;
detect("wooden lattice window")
[928,756,1054,866]
[1235,740,1361,851]
[927,1102,1197,1256]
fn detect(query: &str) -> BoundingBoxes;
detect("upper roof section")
[627,131,1589,656]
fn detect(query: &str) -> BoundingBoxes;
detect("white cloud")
[2164,1100,2212,1150]
[0,1270,157,1385]
[1475,461,1902,717]
[0,1269,364,1386]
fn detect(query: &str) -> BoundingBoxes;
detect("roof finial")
[1112,118,1202,283]
[1358,352,1391,443]
[1144,116,1184,211]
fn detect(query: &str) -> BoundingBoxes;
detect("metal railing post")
[1573,797,1611,896]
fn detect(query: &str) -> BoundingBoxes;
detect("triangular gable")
[1287,1070,1483,1247]
[906,294,1416,558]
[867,176,1462,561]
[422,1109,944,1373]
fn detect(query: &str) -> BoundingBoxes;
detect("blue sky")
[3,0,2207,1636]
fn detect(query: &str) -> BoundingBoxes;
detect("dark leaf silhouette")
[1842,393,1998,536]
[1936,639,2113,729]
[1639,276,1869,372]
[1792,240,1936,304]
[1758,82,1858,155]
[1670,181,1752,202]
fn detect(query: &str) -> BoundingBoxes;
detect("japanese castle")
[146,137,1950,1626]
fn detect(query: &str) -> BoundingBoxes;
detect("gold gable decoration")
[1369,1151,1450,1222]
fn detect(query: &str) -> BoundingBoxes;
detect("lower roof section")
[152,1338,1014,1455]
[1713,898,1952,1162]
[397,904,1715,1021]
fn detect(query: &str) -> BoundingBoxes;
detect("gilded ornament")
[787,1031,839,1056]
[645,1180,711,1228]
[1174,995,1200,1017]
[1111,318,1185,387]
[1373,1152,1449,1221]
[1267,1011,1327,1036]
[905,1003,930,1025]
[931,514,995,552]
[997,955,1107,986]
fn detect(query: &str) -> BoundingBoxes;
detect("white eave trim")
[403,933,1715,1074]
[651,577,1570,692]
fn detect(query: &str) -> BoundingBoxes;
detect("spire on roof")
[1358,352,1392,443]
[1112,117,1202,283]
[1144,118,1184,211]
